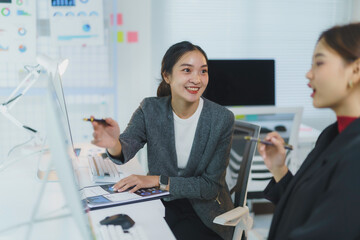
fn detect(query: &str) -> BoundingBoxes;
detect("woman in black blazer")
[258,23,360,240]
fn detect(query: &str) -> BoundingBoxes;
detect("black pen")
[244,136,293,150]
[83,117,107,124]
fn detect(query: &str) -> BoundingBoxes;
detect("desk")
[0,144,175,240]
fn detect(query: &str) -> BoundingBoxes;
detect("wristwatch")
[159,175,169,191]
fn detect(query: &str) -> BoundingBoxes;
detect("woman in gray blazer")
[91,41,235,240]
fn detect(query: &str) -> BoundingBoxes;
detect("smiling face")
[164,50,208,105]
[306,39,356,113]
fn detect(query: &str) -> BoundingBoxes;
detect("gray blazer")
[109,96,235,240]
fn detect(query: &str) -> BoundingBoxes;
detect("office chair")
[214,120,260,240]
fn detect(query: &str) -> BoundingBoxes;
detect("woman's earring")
[348,80,353,89]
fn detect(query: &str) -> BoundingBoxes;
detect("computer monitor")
[227,106,303,198]
[203,59,275,106]
[46,73,94,239]
[49,66,80,156]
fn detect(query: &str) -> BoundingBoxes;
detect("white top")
[173,98,204,169]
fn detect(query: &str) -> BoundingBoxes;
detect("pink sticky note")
[110,14,114,26]
[127,31,138,43]
[117,13,123,26]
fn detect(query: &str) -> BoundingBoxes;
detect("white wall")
[148,0,353,131]
[116,0,354,131]
[114,0,152,130]
[352,0,360,22]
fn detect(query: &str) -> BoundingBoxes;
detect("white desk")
[0,144,175,240]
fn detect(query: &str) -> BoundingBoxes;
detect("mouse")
[274,125,287,132]
[100,214,135,229]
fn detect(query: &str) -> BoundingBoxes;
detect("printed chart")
[49,0,104,46]
[0,0,36,63]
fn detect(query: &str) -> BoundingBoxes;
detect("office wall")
[352,0,360,22]
[149,0,353,131]
[0,1,115,161]
[113,0,152,130]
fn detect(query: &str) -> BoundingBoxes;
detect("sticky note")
[246,115,258,121]
[110,14,114,26]
[117,13,123,25]
[127,31,138,43]
[117,31,124,42]
[235,115,246,120]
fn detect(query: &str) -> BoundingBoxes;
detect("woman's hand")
[90,116,121,150]
[257,131,288,182]
[112,175,160,193]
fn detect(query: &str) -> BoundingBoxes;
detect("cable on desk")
[0,149,44,174]
[0,213,72,236]
[6,135,35,160]
[0,136,48,174]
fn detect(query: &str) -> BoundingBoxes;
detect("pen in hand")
[83,117,107,124]
[244,136,293,150]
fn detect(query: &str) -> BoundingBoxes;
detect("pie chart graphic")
[77,11,87,16]
[19,45,27,53]
[1,8,10,17]
[18,27,27,36]
[83,24,91,32]
[53,12,63,17]
[89,11,99,16]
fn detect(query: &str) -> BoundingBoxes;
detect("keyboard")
[99,224,148,240]
[88,152,122,183]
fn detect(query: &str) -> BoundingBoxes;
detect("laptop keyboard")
[99,225,148,240]
[88,152,122,183]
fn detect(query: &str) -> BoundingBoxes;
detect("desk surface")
[0,143,175,240]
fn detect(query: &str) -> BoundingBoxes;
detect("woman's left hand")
[112,175,160,193]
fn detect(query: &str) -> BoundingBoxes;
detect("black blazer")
[264,118,360,240]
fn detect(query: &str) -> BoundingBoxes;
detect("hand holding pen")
[244,136,293,150]
[84,116,121,149]
[83,117,108,124]
[255,131,289,182]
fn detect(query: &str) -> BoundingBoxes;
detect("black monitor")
[203,59,275,106]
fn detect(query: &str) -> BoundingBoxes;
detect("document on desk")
[80,184,170,210]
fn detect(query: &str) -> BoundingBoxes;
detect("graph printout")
[49,0,104,46]
[0,0,36,63]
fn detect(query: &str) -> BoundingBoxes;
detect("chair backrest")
[226,120,260,208]
[228,106,303,200]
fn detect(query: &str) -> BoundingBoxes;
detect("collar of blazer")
[166,96,212,176]
[295,117,360,181]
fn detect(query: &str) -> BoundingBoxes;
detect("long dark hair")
[318,22,360,64]
[157,41,208,97]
